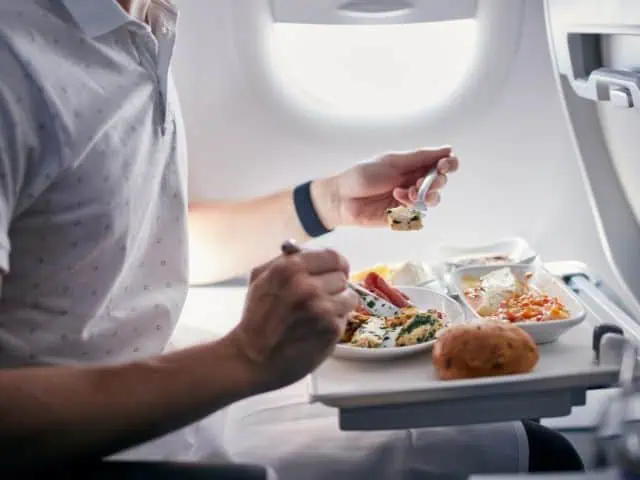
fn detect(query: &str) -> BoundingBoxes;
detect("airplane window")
[268,19,478,118]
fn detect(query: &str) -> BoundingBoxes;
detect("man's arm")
[187,148,457,286]
[188,178,338,284]
[0,336,256,470]
[0,248,356,472]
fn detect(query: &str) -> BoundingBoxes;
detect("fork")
[411,169,440,214]
[280,239,400,317]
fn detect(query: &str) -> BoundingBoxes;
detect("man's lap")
[222,382,527,479]
[111,380,527,478]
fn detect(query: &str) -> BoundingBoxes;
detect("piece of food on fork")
[385,206,423,231]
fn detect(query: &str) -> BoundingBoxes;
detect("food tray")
[309,263,640,431]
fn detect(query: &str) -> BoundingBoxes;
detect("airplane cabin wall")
[171,0,624,297]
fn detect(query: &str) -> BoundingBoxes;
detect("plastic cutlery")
[412,169,440,214]
[280,240,400,317]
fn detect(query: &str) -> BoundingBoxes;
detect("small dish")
[350,261,437,287]
[450,264,587,344]
[436,237,539,296]
[437,236,539,272]
[333,286,466,361]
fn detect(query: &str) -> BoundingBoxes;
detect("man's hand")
[311,146,459,229]
[226,249,359,393]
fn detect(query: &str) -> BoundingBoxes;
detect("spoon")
[280,240,400,317]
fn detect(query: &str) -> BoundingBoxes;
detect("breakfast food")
[339,272,447,350]
[468,268,524,316]
[342,307,445,349]
[350,261,432,286]
[361,272,411,309]
[385,206,423,231]
[341,311,370,343]
[350,316,387,348]
[432,322,539,380]
[462,267,570,323]
[396,310,444,347]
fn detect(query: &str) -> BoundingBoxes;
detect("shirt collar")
[60,0,178,38]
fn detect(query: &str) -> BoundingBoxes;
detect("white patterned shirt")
[0,0,189,367]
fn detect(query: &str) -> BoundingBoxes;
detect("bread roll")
[432,322,538,380]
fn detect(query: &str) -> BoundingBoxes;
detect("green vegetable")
[401,313,438,335]
[395,313,443,345]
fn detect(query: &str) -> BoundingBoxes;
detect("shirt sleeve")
[0,43,49,274]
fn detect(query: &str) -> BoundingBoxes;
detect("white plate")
[437,236,538,272]
[450,264,587,344]
[332,286,466,361]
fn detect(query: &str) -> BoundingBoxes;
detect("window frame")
[202,0,526,137]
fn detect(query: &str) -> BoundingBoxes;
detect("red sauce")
[494,291,569,323]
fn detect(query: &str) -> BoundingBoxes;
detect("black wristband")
[293,181,333,238]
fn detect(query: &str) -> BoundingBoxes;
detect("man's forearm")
[0,336,256,470]
[188,178,339,284]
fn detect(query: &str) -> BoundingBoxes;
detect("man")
[0,0,583,477]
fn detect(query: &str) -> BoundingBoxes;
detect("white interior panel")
[171,1,636,315]
[545,0,640,316]
[598,32,640,223]
[270,0,478,25]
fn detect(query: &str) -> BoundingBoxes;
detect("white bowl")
[437,236,539,272]
[449,264,587,344]
[333,286,466,361]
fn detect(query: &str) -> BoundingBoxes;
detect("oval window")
[268,19,479,118]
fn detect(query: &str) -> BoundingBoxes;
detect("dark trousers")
[523,420,585,472]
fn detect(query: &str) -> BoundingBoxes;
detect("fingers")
[429,173,448,190]
[250,248,349,284]
[249,255,279,283]
[407,185,417,201]
[335,289,359,317]
[392,187,411,205]
[393,179,443,205]
[401,174,446,201]
[294,249,350,276]
[329,290,359,333]
[437,156,459,174]
[314,271,349,296]
[309,290,359,339]
[391,153,457,208]
[385,146,452,172]
[424,191,441,207]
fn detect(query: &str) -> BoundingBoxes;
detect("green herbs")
[395,312,444,346]
[401,313,439,335]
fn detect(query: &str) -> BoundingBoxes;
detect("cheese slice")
[385,206,423,231]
